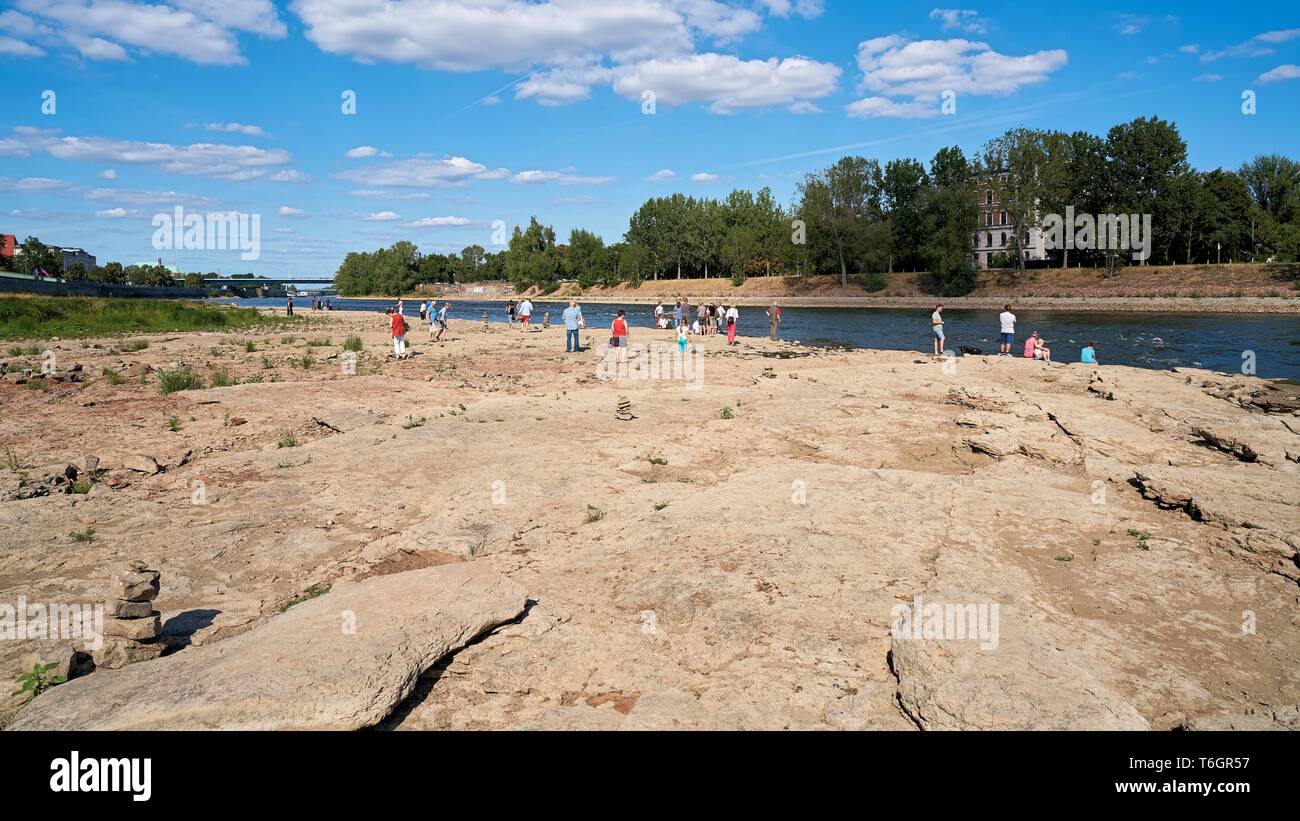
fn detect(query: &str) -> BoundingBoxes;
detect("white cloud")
[205,121,267,137]
[691,172,718,182]
[334,156,489,188]
[1202,29,1300,62]
[293,1,833,114]
[349,189,431,200]
[1257,64,1300,84]
[475,167,511,180]
[363,211,401,221]
[846,96,939,119]
[99,168,117,179]
[510,169,614,185]
[482,95,501,105]
[96,207,128,217]
[553,195,597,205]
[1,126,292,180]
[84,186,217,207]
[345,145,392,158]
[609,53,840,113]
[1114,14,1148,36]
[278,206,305,216]
[14,0,286,65]
[647,169,676,182]
[270,169,310,183]
[1178,44,1199,54]
[1194,73,1222,82]
[929,8,988,35]
[407,216,472,227]
[0,35,46,57]
[788,100,822,114]
[847,35,1067,116]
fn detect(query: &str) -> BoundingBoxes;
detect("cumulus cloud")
[846,97,940,119]
[95,207,128,217]
[12,0,286,65]
[846,35,1066,116]
[647,169,677,182]
[1257,64,1300,83]
[334,157,490,188]
[0,126,292,180]
[270,169,310,183]
[510,170,614,185]
[345,145,392,158]
[362,211,401,221]
[278,205,305,216]
[292,0,835,113]
[691,172,718,182]
[99,168,117,179]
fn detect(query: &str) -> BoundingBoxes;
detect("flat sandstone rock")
[7,564,529,730]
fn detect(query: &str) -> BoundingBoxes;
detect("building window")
[985,190,993,205]
[1001,211,1007,226]
[985,232,992,248]
[985,212,992,227]
[1001,232,1007,247]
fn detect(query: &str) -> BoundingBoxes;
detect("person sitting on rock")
[1080,342,1098,365]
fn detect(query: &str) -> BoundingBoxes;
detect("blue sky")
[1,0,1298,278]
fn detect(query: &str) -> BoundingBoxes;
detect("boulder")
[92,637,166,670]
[110,569,161,602]
[103,614,162,642]
[7,563,530,730]
[107,599,154,618]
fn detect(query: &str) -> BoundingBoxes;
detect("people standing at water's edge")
[419,300,428,322]
[1080,341,1098,364]
[766,302,781,340]
[563,301,584,353]
[611,309,630,367]
[432,302,450,342]
[725,304,739,345]
[388,307,408,359]
[931,304,944,356]
[286,296,293,316]
[517,298,533,330]
[998,304,1016,356]
[506,299,516,325]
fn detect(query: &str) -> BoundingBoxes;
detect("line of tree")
[269,116,1300,297]
[0,236,199,287]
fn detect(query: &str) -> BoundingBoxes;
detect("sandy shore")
[1,309,1297,729]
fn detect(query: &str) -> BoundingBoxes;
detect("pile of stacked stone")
[94,561,166,669]
[615,396,635,422]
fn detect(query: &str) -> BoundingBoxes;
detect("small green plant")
[584,505,605,524]
[6,345,22,356]
[720,406,734,420]
[307,338,332,347]
[343,335,363,352]
[223,411,231,427]
[261,355,273,369]
[244,372,264,384]
[11,662,65,704]
[122,339,149,352]
[3,447,19,471]
[102,367,123,385]
[1126,528,1151,551]
[281,582,331,612]
[277,431,298,448]
[281,335,296,345]
[23,344,42,356]
[244,340,256,352]
[210,367,234,388]
[300,354,314,370]
[71,527,95,543]
[401,416,426,429]
[1054,555,1074,562]
[654,502,669,511]
[647,456,667,466]
[157,366,204,395]
[168,415,182,431]
[70,480,91,494]
[24,378,48,391]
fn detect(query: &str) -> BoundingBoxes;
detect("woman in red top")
[611,309,629,368]
[389,308,408,359]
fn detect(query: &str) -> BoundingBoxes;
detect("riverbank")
[2,309,1297,729]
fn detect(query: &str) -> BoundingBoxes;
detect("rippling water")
[220,297,1300,381]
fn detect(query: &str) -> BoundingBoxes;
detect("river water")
[220,297,1300,381]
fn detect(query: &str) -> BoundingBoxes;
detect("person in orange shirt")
[388,307,408,359]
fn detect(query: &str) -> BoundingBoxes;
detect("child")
[1080,342,1098,365]
[389,307,408,359]
[677,321,689,353]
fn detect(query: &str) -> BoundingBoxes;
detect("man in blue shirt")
[562,301,584,353]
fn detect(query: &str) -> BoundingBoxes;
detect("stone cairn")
[94,561,166,669]
[615,396,635,422]
[542,312,551,329]
[482,311,490,331]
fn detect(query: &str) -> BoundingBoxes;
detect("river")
[218,297,1300,381]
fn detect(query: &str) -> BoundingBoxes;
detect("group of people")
[504,298,535,329]
[931,303,1099,365]
[652,300,751,346]
[383,298,453,359]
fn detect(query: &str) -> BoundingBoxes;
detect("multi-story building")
[58,247,97,273]
[0,234,15,264]
[971,174,1046,270]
